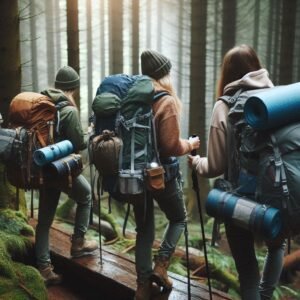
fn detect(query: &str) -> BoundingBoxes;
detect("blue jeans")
[133,174,187,282]
[225,222,285,300]
[35,174,92,267]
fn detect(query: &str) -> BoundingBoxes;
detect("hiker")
[188,45,286,300]
[133,50,200,300]
[35,66,97,285]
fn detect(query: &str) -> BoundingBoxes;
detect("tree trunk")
[221,0,236,57]
[0,0,26,212]
[100,0,106,80]
[109,0,124,74]
[0,0,21,126]
[279,0,297,84]
[272,0,282,85]
[45,0,55,86]
[54,0,61,70]
[30,0,38,91]
[66,0,80,108]
[177,0,184,98]
[253,0,260,51]
[156,0,162,52]
[146,0,152,49]
[188,0,209,219]
[266,0,274,74]
[86,0,93,117]
[132,0,140,75]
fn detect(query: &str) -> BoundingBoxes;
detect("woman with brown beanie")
[133,49,200,299]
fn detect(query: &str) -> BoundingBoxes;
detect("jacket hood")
[224,68,274,95]
[41,88,70,104]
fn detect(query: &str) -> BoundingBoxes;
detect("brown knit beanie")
[141,50,172,80]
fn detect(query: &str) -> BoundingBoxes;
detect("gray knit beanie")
[141,50,172,80]
[55,66,80,90]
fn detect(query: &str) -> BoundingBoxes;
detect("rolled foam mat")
[33,140,73,166]
[244,82,300,130]
[206,188,282,240]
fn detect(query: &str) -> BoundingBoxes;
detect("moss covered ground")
[0,208,47,300]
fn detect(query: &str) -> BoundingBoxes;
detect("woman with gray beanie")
[133,50,200,299]
[35,66,97,286]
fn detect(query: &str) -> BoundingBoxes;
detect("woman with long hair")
[188,44,286,300]
[133,49,200,300]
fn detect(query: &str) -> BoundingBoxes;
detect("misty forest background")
[1,0,300,299]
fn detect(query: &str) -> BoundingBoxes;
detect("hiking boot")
[150,255,173,290]
[38,264,62,286]
[70,235,98,258]
[135,280,160,300]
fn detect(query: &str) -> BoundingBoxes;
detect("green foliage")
[169,256,187,277]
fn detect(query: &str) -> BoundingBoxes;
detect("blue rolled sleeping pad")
[206,189,282,240]
[244,82,300,130]
[33,140,73,166]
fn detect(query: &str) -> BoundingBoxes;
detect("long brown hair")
[216,44,262,97]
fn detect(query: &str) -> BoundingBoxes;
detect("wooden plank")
[29,219,232,300]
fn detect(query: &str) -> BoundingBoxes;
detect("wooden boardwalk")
[30,219,232,300]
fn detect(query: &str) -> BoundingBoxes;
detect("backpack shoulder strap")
[55,100,70,110]
[153,91,170,102]
[218,89,244,108]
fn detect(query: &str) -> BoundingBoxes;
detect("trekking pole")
[184,223,192,300]
[190,146,213,300]
[30,189,34,218]
[88,125,94,225]
[97,175,103,266]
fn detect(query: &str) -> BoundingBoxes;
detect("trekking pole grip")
[190,134,200,192]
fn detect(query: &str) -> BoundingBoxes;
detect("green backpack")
[90,74,166,201]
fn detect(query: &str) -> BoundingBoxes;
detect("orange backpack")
[7,92,58,189]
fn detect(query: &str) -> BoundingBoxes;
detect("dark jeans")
[35,174,92,267]
[133,174,186,282]
[225,222,285,300]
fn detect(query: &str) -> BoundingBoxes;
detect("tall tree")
[100,0,106,80]
[54,0,61,71]
[45,0,55,86]
[212,0,221,101]
[146,0,152,49]
[272,0,282,85]
[0,0,21,125]
[253,0,260,51]
[189,0,209,216]
[279,0,297,84]
[109,0,124,74]
[86,0,93,117]
[177,0,184,98]
[156,0,162,52]
[66,0,80,108]
[132,0,140,74]
[30,0,38,91]
[266,0,275,74]
[0,0,25,211]
[221,0,236,57]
